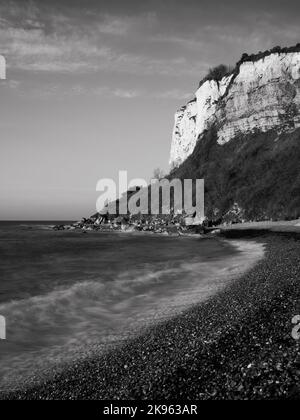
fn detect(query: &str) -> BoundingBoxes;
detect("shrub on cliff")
[153,167,165,181]
[198,64,232,87]
[199,44,300,90]
[238,43,300,65]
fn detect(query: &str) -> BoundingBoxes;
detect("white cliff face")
[195,75,233,138]
[170,78,232,167]
[170,51,300,167]
[170,99,197,168]
[217,52,300,144]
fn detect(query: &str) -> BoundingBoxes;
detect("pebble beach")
[1,229,300,400]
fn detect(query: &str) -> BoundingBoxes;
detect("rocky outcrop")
[170,46,300,167]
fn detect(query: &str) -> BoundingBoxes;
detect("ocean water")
[0,222,264,390]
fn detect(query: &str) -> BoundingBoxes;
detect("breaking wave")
[0,239,264,390]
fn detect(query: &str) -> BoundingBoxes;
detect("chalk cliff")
[170,46,300,167]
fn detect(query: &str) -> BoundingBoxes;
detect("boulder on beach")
[53,225,65,231]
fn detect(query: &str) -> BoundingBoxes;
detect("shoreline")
[1,229,300,400]
[0,235,263,393]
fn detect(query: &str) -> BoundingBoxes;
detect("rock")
[184,217,195,226]
[53,225,65,231]
[210,229,221,235]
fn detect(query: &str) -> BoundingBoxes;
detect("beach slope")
[2,230,300,400]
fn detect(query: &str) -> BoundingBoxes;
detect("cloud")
[8,78,193,102]
[0,79,20,90]
[113,88,140,98]
[111,88,192,100]
[6,79,20,89]
[96,15,132,36]
[151,34,205,50]
[150,89,193,100]
[0,23,115,73]
[3,1,297,80]
[0,3,207,77]
[1,24,206,76]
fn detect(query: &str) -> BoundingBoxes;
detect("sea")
[0,221,263,390]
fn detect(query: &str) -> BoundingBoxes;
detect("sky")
[0,0,299,220]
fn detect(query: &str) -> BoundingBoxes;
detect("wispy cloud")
[0,23,203,76]
[0,24,113,73]
[151,34,205,50]
[8,78,192,101]
[2,1,297,81]
[151,89,193,100]
[0,2,209,77]
[113,88,140,98]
